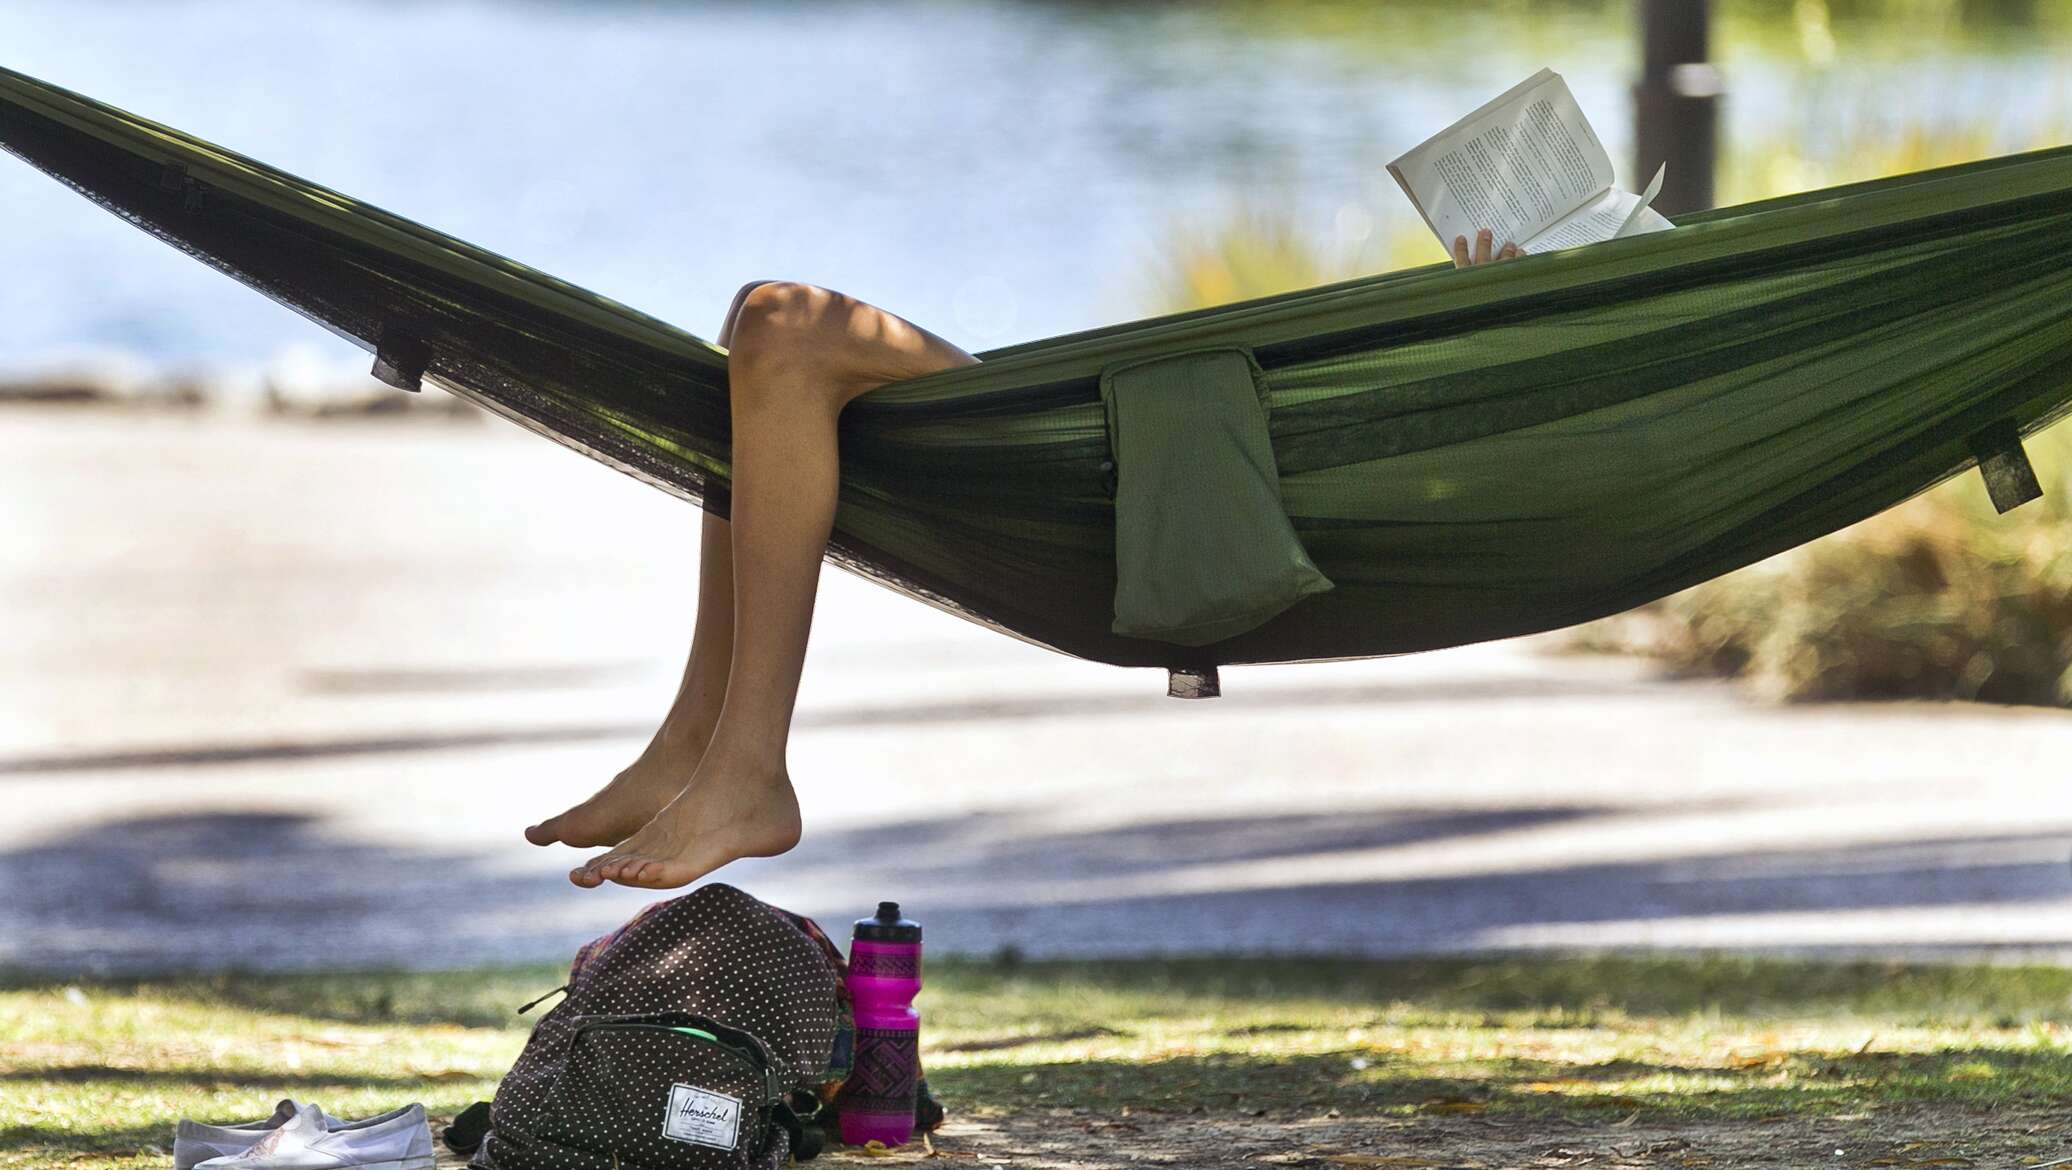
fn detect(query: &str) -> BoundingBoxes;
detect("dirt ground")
[831,1107,2070,1169]
[427,1106,2068,1169]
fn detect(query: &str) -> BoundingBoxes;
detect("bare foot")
[567,753,802,889]
[524,724,708,848]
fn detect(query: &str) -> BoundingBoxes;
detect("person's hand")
[1452,228,1522,269]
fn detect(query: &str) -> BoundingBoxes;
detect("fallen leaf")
[1726,1050,1791,1069]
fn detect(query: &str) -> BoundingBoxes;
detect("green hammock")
[5,65,2069,692]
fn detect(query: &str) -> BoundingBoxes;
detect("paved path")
[4,412,2070,972]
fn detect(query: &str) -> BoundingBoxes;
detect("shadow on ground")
[0,671,1666,775]
[0,811,589,973]
[762,804,2072,960]
[0,1064,476,1089]
[2,801,2069,972]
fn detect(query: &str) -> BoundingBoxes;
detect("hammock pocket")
[3,64,2069,685]
[1102,346,1332,645]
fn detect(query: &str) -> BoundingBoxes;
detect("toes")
[609,857,698,890]
[530,809,609,848]
[569,850,621,887]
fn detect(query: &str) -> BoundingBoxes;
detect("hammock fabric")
[5,65,2069,691]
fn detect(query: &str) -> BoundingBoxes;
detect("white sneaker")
[174,1102,425,1170]
[193,1103,434,1170]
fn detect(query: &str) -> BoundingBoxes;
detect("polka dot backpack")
[459,883,845,1170]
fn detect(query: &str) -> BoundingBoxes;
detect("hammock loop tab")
[372,329,431,393]
[1967,419,2043,514]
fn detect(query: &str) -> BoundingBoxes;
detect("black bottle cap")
[852,900,922,942]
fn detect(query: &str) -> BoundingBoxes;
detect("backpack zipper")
[572,1016,781,1106]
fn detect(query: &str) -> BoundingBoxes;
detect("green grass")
[6,956,2072,1168]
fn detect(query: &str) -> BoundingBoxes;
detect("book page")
[1520,184,1673,253]
[1613,163,1668,238]
[1387,69,1618,249]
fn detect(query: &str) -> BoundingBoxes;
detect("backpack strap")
[441,1101,492,1156]
[770,1092,826,1162]
[514,982,569,1015]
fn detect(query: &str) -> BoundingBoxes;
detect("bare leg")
[572,282,977,888]
[524,283,770,848]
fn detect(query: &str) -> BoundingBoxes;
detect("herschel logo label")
[664,1083,741,1149]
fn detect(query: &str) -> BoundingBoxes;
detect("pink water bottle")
[840,901,922,1146]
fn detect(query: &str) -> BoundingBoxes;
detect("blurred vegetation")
[1219,0,2072,50]
[1147,205,1442,312]
[1149,0,2072,302]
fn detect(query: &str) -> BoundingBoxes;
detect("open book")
[1387,68,1671,256]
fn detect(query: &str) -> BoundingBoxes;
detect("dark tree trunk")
[1633,0,1721,215]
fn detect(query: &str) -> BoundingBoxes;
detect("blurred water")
[0,0,2067,386]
